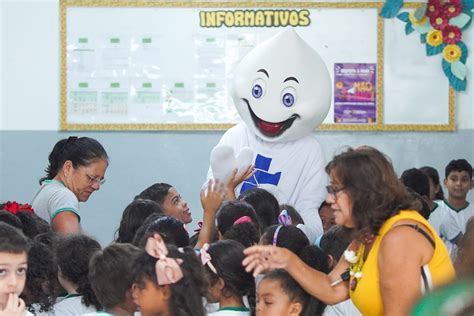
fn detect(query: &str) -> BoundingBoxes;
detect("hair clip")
[272,225,284,246]
[200,243,218,274]
[145,234,183,285]
[278,209,292,226]
[233,215,252,225]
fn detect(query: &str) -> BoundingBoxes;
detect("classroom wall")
[1,0,473,245]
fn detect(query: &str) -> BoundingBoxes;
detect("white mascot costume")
[208,28,331,242]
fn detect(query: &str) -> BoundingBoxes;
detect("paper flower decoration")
[443,25,462,44]
[443,44,462,62]
[383,0,472,91]
[426,1,442,18]
[343,249,359,264]
[427,29,443,46]
[430,15,449,30]
[0,201,34,215]
[443,0,462,18]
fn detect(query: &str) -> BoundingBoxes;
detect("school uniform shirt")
[82,312,141,316]
[27,303,54,316]
[428,200,458,260]
[53,294,97,316]
[208,306,251,316]
[31,180,80,224]
[323,299,361,316]
[207,122,327,243]
[442,200,473,239]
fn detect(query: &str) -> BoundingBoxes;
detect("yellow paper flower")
[335,81,343,89]
[443,44,462,63]
[408,11,428,26]
[427,29,443,46]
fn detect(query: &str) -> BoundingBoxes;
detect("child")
[400,168,432,219]
[429,159,473,259]
[256,269,319,316]
[0,222,32,316]
[260,224,309,256]
[54,234,102,315]
[115,199,164,243]
[83,243,142,316]
[318,202,335,233]
[133,215,190,248]
[202,240,255,315]
[420,166,445,201]
[279,205,304,226]
[132,234,207,316]
[318,225,352,270]
[238,188,279,231]
[22,240,58,315]
[136,183,193,224]
[216,201,260,247]
[317,226,361,316]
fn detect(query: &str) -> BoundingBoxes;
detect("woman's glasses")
[326,185,344,199]
[86,174,106,185]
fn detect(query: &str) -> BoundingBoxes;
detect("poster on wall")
[333,63,376,124]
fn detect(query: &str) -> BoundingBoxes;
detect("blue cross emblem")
[240,154,281,193]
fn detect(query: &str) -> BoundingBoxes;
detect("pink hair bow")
[200,243,217,274]
[233,215,252,225]
[278,210,292,226]
[145,234,183,285]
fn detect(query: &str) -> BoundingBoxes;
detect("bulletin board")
[60,1,455,131]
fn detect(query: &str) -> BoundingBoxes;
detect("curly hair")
[23,240,58,313]
[133,246,207,316]
[56,234,102,310]
[216,201,261,247]
[325,147,418,239]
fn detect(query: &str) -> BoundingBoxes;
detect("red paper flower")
[443,0,462,18]
[1,201,34,215]
[430,14,449,30]
[443,25,462,44]
[426,1,442,18]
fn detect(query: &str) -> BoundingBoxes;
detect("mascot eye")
[252,84,263,98]
[282,93,295,107]
[281,87,297,107]
[251,79,266,99]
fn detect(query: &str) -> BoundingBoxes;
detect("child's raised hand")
[200,179,225,215]
[0,293,26,316]
[242,245,292,277]
[196,179,225,248]
[225,165,255,200]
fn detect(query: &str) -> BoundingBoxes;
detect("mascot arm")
[293,149,328,243]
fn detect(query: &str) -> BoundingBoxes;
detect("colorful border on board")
[59,1,455,132]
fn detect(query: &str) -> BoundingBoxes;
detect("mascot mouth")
[243,98,300,137]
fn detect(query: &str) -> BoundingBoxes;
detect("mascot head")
[232,28,332,142]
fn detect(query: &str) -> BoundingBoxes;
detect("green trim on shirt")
[97,311,118,315]
[63,293,81,299]
[51,208,81,223]
[217,306,250,312]
[444,199,470,212]
[431,203,438,213]
[43,179,65,186]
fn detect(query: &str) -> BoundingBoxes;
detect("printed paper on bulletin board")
[61,2,454,131]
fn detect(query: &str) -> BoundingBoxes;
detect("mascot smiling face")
[232,28,332,143]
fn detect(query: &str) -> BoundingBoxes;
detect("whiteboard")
[60,2,454,131]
